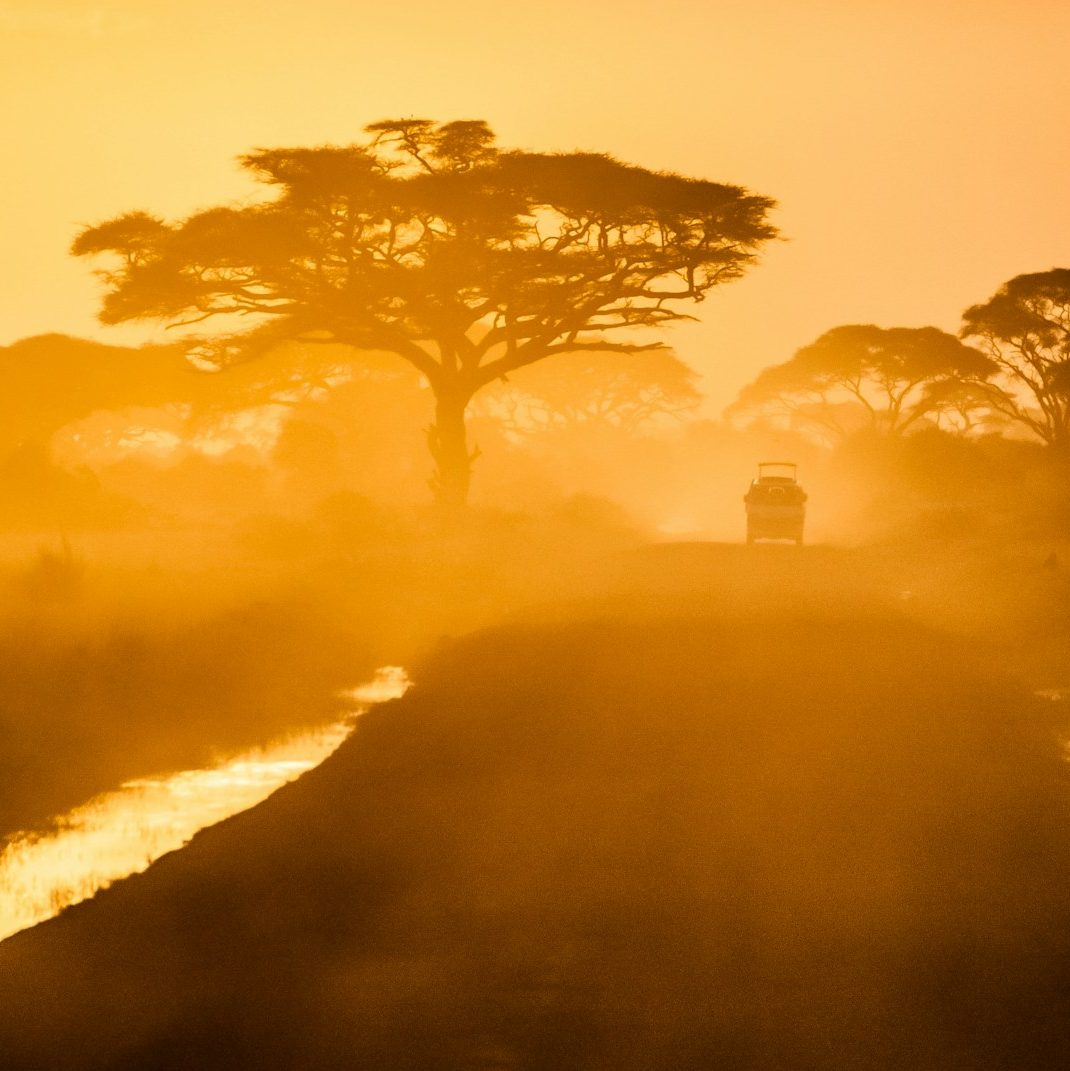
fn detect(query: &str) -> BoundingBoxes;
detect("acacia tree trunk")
[427,388,476,511]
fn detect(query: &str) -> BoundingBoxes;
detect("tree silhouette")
[961,269,1070,447]
[913,378,1010,438]
[728,325,995,441]
[73,119,777,508]
[478,347,701,437]
[0,335,189,456]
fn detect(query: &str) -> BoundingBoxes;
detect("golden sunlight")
[0,667,410,942]
[2,4,1069,1067]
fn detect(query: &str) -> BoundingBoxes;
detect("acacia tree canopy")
[728,325,995,441]
[73,118,777,506]
[960,269,1070,446]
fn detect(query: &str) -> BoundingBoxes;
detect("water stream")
[2,675,1063,944]
[0,666,410,942]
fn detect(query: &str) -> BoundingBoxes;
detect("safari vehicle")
[744,461,807,545]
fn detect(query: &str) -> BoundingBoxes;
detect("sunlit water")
[1,674,1063,944]
[0,666,410,942]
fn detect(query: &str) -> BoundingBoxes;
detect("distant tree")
[914,378,1010,437]
[73,118,777,508]
[478,347,701,437]
[960,269,1070,446]
[0,333,380,473]
[0,334,189,455]
[727,325,995,441]
[269,360,432,502]
[176,341,422,450]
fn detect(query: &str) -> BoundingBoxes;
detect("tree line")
[65,116,1070,516]
[73,118,775,509]
[728,270,1070,448]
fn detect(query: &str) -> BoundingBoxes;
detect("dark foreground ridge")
[2,610,1069,1069]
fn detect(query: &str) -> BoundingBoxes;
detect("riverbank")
[1,602,1068,1069]
[2,524,1066,843]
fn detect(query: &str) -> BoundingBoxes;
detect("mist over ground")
[2,602,1069,1069]
[0,329,1067,1068]
[3,2,1069,1060]
[0,332,1066,828]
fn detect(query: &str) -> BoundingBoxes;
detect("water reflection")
[0,666,410,942]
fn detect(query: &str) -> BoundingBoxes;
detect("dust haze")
[0,121,1068,1069]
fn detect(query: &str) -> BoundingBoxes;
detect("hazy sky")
[3,0,1069,410]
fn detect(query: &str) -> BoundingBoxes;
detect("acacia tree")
[727,325,995,441]
[72,119,776,508]
[960,269,1070,447]
[910,379,1009,437]
[0,335,190,455]
[477,347,701,437]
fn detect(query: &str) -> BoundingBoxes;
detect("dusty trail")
[1,594,1069,1070]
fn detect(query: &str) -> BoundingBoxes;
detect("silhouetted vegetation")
[0,594,376,840]
[723,272,1070,546]
[477,347,702,437]
[0,498,649,842]
[961,268,1070,446]
[732,271,1070,454]
[72,119,777,507]
[0,335,188,456]
[1,98,1068,1071]
[728,325,996,441]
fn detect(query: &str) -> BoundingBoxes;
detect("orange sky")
[3,0,1069,411]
